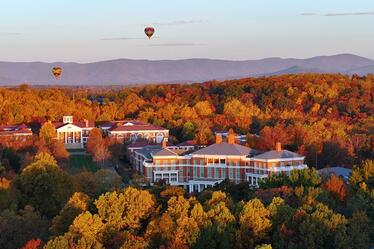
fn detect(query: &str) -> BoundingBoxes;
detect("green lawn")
[68,155,99,173]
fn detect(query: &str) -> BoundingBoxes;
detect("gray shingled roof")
[318,167,351,180]
[253,150,303,160]
[153,148,178,157]
[136,145,163,160]
[191,142,253,156]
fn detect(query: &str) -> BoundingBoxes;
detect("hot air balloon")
[52,67,62,79]
[144,27,155,39]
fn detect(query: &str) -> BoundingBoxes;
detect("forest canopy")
[1,74,372,168]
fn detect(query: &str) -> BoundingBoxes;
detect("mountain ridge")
[0,54,373,85]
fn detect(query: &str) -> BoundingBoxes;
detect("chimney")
[275,142,282,152]
[215,133,223,144]
[84,119,89,128]
[162,137,168,148]
[227,128,236,145]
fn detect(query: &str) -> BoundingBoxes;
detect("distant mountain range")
[0,54,373,86]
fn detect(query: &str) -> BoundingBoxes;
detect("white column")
[197,184,201,192]
[80,131,83,143]
[64,132,67,143]
[73,132,75,143]
[189,184,193,193]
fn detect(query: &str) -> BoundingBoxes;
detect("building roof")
[191,142,255,156]
[136,145,163,160]
[153,148,179,157]
[318,167,352,180]
[53,121,95,130]
[253,150,303,160]
[127,139,174,149]
[177,140,195,147]
[0,124,33,136]
[107,120,168,132]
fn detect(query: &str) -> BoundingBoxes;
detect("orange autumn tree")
[324,174,347,201]
[21,239,43,249]
[87,128,111,166]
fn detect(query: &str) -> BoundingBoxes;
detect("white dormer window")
[124,122,134,126]
[63,116,73,124]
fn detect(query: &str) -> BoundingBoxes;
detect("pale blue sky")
[1,0,373,62]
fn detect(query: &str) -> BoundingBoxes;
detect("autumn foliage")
[323,174,347,201]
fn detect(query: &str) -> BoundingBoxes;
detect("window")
[155,173,162,181]
[208,167,212,178]
[220,159,226,164]
[223,169,227,179]
[193,165,197,177]
[236,168,241,181]
[215,168,219,178]
[170,173,178,182]
[200,167,204,177]
[229,168,233,179]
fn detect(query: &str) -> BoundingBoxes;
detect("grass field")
[68,155,99,173]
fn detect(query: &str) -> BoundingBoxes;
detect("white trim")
[109,130,168,134]
[252,157,305,162]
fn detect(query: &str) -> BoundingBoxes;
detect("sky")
[0,0,374,62]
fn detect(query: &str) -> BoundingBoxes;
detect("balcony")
[270,164,308,172]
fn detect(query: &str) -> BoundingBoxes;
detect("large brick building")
[101,120,169,143]
[132,133,307,192]
[0,124,33,147]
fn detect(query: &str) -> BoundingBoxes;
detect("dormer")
[124,122,134,126]
[63,116,73,124]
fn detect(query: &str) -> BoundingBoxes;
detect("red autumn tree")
[324,174,347,201]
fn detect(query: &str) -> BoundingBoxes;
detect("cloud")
[147,43,207,47]
[324,11,374,16]
[101,37,144,41]
[0,32,21,36]
[148,20,208,26]
[301,11,374,17]
[301,13,317,16]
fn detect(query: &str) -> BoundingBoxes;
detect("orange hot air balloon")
[52,67,63,79]
[144,27,155,39]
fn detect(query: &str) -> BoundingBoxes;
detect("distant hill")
[0,54,373,85]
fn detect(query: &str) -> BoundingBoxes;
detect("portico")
[187,179,223,193]
[56,123,84,149]
[53,116,95,149]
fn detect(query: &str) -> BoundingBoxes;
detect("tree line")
[1,74,372,168]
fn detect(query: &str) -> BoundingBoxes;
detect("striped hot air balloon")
[52,67,63,79]
[144,27,155,39]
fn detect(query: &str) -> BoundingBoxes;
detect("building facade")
[53,116,95,149]
[133,133,307,192]
[0,124,33,147]
[101,120,169,143]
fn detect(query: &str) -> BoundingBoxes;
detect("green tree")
[239,198,271,249]
[39,122,57,143]
[13,153,72,218]
[182,121,196,141]
[95,187,155,231]
[347,211,371,249]
[0,206,50,249]
[50,192,90,236]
